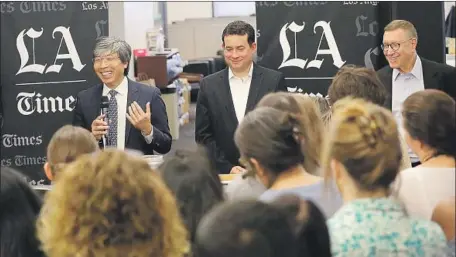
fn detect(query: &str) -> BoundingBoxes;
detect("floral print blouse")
[327,198,450,257]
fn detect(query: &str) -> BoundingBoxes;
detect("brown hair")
[47,125,99,177]
[257,92,324,173]
[327,65,388,107]
[159,146,224,245]
[321,97,402,191]
[402,89,456,157]
[37,150,189,257]
[384,19,418,40]
[308,95,331,118]
[235,106,311,185]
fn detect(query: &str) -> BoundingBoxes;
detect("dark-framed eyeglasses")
[92,55,120,64]
[381,38,415,52]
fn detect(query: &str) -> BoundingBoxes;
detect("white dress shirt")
[392,55,425,163]
[102,77,153,150]
[229,63,253,123]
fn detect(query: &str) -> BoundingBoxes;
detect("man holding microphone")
[73,36,171,155]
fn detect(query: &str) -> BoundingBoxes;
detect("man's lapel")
[125,79,140,144]
[421,58,441,90]
[86,84,104,126]
[382,68,394,109]
[245,64,264,114]
[219,68,239,128]
[93,84,103,117]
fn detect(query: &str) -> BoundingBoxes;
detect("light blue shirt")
[259,180,343,219]
[392,55,425,163]
[328,197,449,257]
[225,174,266,201]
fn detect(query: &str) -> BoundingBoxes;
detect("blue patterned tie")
[108,90,118,147]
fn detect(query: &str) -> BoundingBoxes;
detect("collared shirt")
[228,63,253,123]
[102,77,153,150]
[392,55,424,163]
[328,197,449,257]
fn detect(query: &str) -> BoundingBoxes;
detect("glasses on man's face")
[381,38,414,52]
[92,55,120,64]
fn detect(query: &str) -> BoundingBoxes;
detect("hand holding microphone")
[91,114,109,141]
[91,96,110,141]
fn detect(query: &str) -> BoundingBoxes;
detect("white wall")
[108,2,125,40]
[123,2,155,50]
[213,1,256,17]
[166,1,213,24]
[109,2,155,78]
[444,1,455,18]
[168,16,256,59]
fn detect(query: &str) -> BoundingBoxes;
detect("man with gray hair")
[73,36,171,154]
[377,20,456,167]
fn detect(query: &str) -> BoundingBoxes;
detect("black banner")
[256,1,383,94]
[1,1,108,185]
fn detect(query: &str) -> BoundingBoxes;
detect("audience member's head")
[160,147,224,244]
[221,20,256,74]
[1,167,45,257]
[382,20,418,73]
[235,106,319,188]
[322,98,402,199]
[271,195,332,257]
[37,149,189,257]
[256,92,324,174]
[44,125,99,181]
[307,94,331,118]
[195,200,296,257]
[432,196,456,241]
[327,65,388,107]
[402,89,456,161]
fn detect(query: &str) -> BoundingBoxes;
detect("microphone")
[100,96,109,147]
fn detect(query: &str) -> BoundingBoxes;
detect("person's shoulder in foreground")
[327,198,449,257]
[224,172,266,201]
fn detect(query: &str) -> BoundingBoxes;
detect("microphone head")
[100,96,109,108]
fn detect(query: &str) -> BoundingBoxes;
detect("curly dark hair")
[37,149,189,257]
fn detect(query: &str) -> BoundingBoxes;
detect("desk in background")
[446,54,455,67]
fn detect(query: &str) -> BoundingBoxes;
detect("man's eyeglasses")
[381,38,414,52]
[92,55,120,64]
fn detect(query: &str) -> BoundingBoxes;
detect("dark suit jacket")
[377,57,456,109]
[195,64,288,174]
[73,79,172,155]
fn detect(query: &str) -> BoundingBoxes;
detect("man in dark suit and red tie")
[195,21,288,174]
[73,36,171,155]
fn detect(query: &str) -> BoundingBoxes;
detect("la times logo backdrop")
[1,1,108,185]
[255,1,385,95]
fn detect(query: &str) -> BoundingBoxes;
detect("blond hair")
[47,125,99,178]
[293,93,325,173]
[307,95,331,118]
[384,20,418,41]
[37,150,189,257]
[321,97,402,190]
